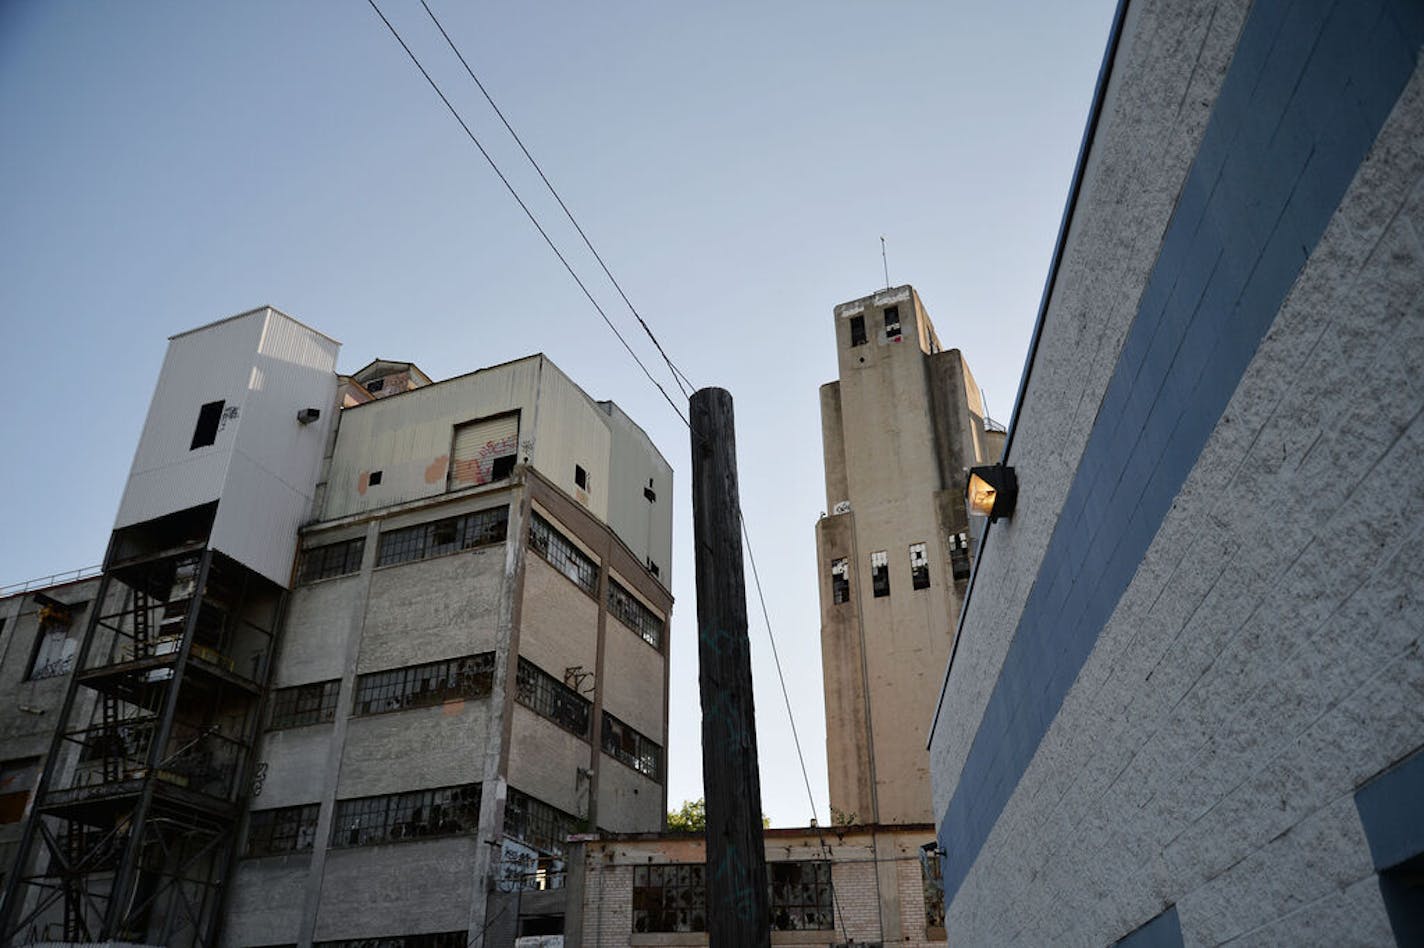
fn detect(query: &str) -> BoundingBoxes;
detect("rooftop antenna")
[880,236,890,289]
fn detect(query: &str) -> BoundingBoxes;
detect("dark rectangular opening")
[831,558,850,604]
[190,400,224,450]
[871,551,889,598]
[849,315,867,347]
[368,470,383,486]
[575,465,588,490]
[884,306,901,338]
[491,454,516,481]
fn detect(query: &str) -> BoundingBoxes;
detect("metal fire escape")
[0,509,281,946]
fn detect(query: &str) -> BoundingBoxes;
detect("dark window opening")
[364,378,385,393]
[246,804,320,857]
[831,558,850,604]
[519,915,565,936]
[0,758,41,824]
[632,861,833,934]
[608,579,663,648]
[602,712,663,782]
[870,551,890,598]
[368,470,383,486]
[910,542,930,590]
[317,935,464,948]
[491,454,517,480]
[884,305,901,338]
[529,512,599,596]
[644,484,657,503]
[849,315,867,347]
[190,400,224,450]
[647,558,660,578]
[575,465,588,490]
[353,653,494,716]
[1379,852,1424,946]
[517,658,591,738]
[949,532,971,580]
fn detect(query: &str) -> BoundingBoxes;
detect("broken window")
[910,542,930,590]
[574,464,588,490]
[449,412,519,489]
[516,658,591,738]
[352,653,494,716]
[949,531,971,580]
[364,378,385,393]
[884,305,901,338]
[849,315,867,347]
[504,787,578,856]
[297,537,365,583]
[331,783,481,848]
[0,758,41,824]
[633,864,707,933]
[528,512,599,597]
[376,506,508,567]
[870,550,890,598]
[607,578,663,649]
[830,558,850,604]
[190,399,224,450]
[769,861,835,931]
[922,843,946,931]
[269,680,341,729]
[28,599,79,680]
[601,712,663,782]
[245,803,320,857]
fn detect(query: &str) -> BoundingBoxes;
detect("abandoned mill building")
[0,306,674,947]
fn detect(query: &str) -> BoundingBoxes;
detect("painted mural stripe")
[938,0,1424,910]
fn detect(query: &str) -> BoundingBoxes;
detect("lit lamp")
[966,463,1017,522]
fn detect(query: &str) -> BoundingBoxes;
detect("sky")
[0,0,1117,826]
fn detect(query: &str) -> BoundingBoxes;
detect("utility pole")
[690,387,770,948]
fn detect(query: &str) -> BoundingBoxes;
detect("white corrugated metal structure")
[115,307,340,586]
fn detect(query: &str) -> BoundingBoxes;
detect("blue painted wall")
[938,0,1424,913]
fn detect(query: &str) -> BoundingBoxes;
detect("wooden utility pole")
[690,387,770,947]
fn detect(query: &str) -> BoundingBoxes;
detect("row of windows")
[832,539,956,603]
[631,861,834,933]
[376,507,509,568]
[516,657,591,738]
[602,712,663,782]
[607,578,663,649]
[848,305,902,347]
[297,537,366,584]
[528,512,598,596]
[333,784,483,849]
[353,653,494,716]
[504,786,579,857]
[314,935,465,948]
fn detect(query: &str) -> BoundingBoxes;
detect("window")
[364,378,385,393]
[504,787,578,856]
[297,537,365,584]
[870,551,890,598]
[376,506,508,567]
[574,465,588,490]
[607,579,663,649]
[332,784,481,848]
[922,842,946,931]
[884,305,901,338]
[528,512,598,596]
[644,479,657,502]
[315,935,465,948]
[246,804,320,857]
[516,658,591,738]
[633,863,706,933]
[602,712,663,782]
[270,680,341,729]
[190,399,224,450]
[949,532,971,580]
[353,653,494,716]
[368,470,383,486]
[769,861,835,931]
[830,558,850,604]
[0,758,40,824]
[28,601,79,680]
[909,542,930,590]
[849,315,867,347]
[449,413,519,489]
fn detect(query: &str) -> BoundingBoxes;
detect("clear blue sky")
[0,0,1117,826]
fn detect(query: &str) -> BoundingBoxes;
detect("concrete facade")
[816,286,1000,826]
[928,1,1424,944]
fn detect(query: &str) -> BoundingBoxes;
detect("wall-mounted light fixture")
[966,463,1017,522]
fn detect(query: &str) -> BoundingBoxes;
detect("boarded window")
[849,315,867,347]
[449,413,519,489]
[505,787,579,856]
[884,305,901,338]
[246,803,320,857]
[0,758,40,824]
[831,558,850,604]
[870,550,890,598]
[190,399,224,450]
[575,465,588,490]
[910,542,930,590]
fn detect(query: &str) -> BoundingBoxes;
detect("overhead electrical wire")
[364,0,689,427]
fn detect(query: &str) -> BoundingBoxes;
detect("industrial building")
[0,306,673,947]
[929,0,1424,944]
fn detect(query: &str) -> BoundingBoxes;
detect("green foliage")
[666,798,771,831]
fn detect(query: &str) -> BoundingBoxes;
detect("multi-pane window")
[884,305,901,338]
[768,861,835,930]
[246,804,320,857]
[528,512,598,596]
[830,558,850,604]
[376,507,508,568]
[298,537,365,583]
[270,680,341,729]
[607,579,663,649]
[516,658,591,738]
[353,653,494,716]
[315,935,465,948]
[909,542,930,590]
[849,315,867,347]
[633,863,706,933]
[949,531,971,580]
[331,784,481,848]
[503,787,578,856]
[602,712,663,782]
[870,551,890,598]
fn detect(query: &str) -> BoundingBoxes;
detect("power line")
[417,0,697,398]
[364,0,689,427]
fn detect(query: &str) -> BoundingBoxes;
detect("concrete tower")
[816,286,1000,826]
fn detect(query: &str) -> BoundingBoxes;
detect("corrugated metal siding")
[602,401,674,585]
[449,412,519,488]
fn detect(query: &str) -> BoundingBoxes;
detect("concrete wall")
[929,0,1424,943]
